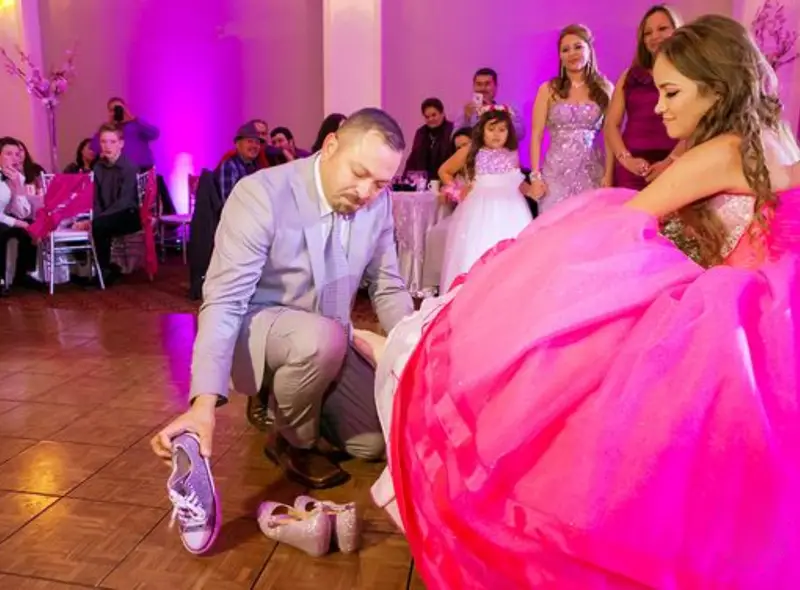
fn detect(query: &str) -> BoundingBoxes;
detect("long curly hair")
[465,109,518,180]
[550,24,610,111]
[658,14,786,266]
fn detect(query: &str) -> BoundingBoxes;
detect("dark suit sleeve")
[403,127,426,175]
[121,163,139,210]
[364,192,413,332]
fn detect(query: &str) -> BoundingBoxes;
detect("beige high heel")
[257,501,331,557]
[294,495,360,553]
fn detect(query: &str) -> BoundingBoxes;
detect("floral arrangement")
[751,0,799,71]
[441,180,469,204]
[1,46,75,108]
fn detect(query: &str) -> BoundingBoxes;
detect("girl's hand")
[14,219,29,230]
[520,179,546,200]
[601,175,613,188]
[442,181,468,204]
[645,159,672,183]
[622,156,650,178]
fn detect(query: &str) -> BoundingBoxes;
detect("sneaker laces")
[168,487,208,531]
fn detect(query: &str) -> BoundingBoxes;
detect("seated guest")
[218,119,271,170]
[91,97,160,172]
[14,140,47,186]
[451,126,473,152]
[63,139,96,173]
[0,138,35,294]
[448,127,473,184]
[76,124,141,283]
[270,127,311,161]
[216,121,263,200]
[404,98,455,181]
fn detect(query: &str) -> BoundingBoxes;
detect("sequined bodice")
[539,102,605,212]
[474,148,519,175]
[709,194,755,258]
[662,194,756,264]
[547,102,603,141]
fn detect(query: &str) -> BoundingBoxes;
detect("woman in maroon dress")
[605,4,684,189]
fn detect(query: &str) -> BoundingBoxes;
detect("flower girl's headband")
[477,103,512,116]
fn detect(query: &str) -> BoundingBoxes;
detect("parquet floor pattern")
[0,278,424,589]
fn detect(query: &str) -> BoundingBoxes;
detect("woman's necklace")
[570,79,586,88]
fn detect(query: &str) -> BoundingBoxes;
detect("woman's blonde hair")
[658,14,786,265]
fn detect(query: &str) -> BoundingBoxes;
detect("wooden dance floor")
[0,262,424,589]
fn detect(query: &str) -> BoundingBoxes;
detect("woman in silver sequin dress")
[526,24,613,214]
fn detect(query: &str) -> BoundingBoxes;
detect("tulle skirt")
[439,171,532,293]
[382,187,800,589]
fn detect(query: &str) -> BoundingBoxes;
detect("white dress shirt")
[314,155,351,252]
[0,174,32,227]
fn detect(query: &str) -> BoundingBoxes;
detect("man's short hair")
[473,67,498,83]
[107,96,125,107]
[338,108,405,152]
[421,98,444,114]
[98,123,123,138]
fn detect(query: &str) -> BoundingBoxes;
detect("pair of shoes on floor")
[165,433,360,558]
[257,496,360,557]
[166,432,220,555]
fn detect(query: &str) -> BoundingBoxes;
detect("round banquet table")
[390,190,451,298]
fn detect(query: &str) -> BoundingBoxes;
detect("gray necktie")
[320,213,351,329]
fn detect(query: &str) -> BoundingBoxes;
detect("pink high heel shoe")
[294,495,360,553]
[257,501,331,557]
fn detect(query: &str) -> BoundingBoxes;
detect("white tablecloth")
[390,190,451,297]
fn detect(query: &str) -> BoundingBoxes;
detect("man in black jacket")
[81,123,141,282]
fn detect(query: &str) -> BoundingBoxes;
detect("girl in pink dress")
[362,15,800,590]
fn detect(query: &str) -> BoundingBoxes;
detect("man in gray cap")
[216,121,264,200]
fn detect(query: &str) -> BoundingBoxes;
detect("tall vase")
[46,105,59,172]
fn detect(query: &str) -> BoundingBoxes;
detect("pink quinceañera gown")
[372,185,800,589]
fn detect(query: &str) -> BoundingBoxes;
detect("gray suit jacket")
[190,156,413,400]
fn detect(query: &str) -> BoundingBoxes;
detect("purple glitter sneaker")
[167,432,220,554]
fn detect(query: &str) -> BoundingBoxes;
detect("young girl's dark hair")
[74,138,94,170]
[465,108,518,180]
[15,140,46,184]
[451,126,473,152]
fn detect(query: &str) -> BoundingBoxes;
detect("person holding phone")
[452,68,526,140]
[90,97,160,171]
